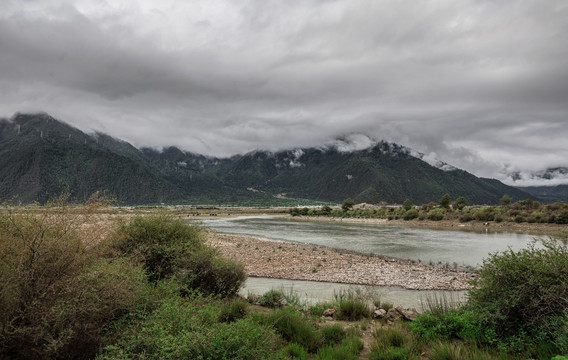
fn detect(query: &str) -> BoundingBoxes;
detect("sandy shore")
[206,231,473,291]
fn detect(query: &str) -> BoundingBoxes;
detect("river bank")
[205,231,473,291]
[287,215,567,235]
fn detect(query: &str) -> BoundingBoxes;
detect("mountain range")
[0,113,545,206]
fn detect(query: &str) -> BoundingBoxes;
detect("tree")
[500,194,512,207]
[439,193,451,209]
[455,196,467,210]
[402,198,413,211]
[341,198,354,212]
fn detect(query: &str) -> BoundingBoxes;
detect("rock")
[373,309,387,319]
[385,306,418,322]
[322,307,337,317]
[385,308,402,322]
[400,307,418,321]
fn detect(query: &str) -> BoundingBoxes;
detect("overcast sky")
[1,0,567,186]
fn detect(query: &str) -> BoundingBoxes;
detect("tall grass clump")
[334,288,372,321]
[113,214,246,296]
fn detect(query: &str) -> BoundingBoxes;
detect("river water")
[198,216,537,308]
[199,216,536,267]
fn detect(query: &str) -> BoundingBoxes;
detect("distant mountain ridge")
[0,112,535,205]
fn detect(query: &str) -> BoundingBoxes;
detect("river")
[199,216,536,267]
[198,216,537,308]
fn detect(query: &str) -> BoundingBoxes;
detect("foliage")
[258,289,286,308]
[439,193,451,209]
[473,207,496,221]
[0,196,148,359]
[427,208,446,221]
[466,234,568,353]
[99,296,281,360]
[342,198,355,211]
[454,196,467,210]
[263,306,323,353]
[403,209,419,220]
[402,198,414,211]
[500,194,512,206]
[113,214,246,296]
[336,299,371,321]
[410,309,482,341]
[321,323,346,345]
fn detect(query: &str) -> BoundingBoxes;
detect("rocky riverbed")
[206,231,473,290]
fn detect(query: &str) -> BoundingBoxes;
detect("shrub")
[218,299,249,323]
[427,208,446,221]
[258,289,285,308]
[113,215,203,282]
[410,309,481,341]
[473,207,495,221]
[403,209,419,220]
[459,213,473,222]
[264,307,322,352]
[467,234,568,353]
[336,299,371,321]
[555,210,568,224]
[114,215,246,296]
[0,197,148,359]
[178,247,246,297]
[321,323,346,345]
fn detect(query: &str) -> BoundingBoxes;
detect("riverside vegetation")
[290,194,568,226]
[0,196,567,359]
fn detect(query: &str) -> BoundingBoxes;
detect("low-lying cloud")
[1,0,567,186]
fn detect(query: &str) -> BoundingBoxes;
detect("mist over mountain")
[0,113,537,205]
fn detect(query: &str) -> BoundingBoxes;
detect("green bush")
[0,199,148,360]
[410,309,481,341]
[427,208,446,221]
[336,299,371,321]
[474,207,496,221]
[178,247,246,297]
[321,323,346,345]
[113,215,203,282]
[264,306,322,353]
[403,209,419,220]
[114,215,246,297]
[218,299,249,323]
[467,234,568,353]
[100,296,280,360]
[258,289,285,308]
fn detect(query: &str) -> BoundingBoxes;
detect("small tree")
[455,196,467,210]
[402,198,414,211]
[439,193,451,209]
[500,194,512,207]
[342,198,355,212]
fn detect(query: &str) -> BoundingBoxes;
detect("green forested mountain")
[0,113,534,205]
[517,185,568,203]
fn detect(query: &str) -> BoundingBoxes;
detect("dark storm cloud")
[1,0,567,185]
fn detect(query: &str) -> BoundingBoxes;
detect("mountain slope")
[0,113,535,205]
[213,143,531,204]
[0,113,182,204]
